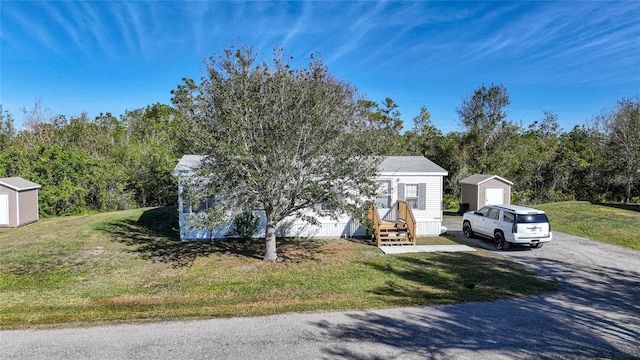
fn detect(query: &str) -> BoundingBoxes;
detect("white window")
[320,202,332,212]
[181,186,214,214]
[376,181,391,208]
[405,184,419,209]
[181,188,192,214]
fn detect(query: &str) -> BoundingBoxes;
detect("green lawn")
[0,207,557,329]
[537,201,640,250]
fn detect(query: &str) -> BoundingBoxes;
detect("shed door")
[485,188,504,205]
[0,194,8,225]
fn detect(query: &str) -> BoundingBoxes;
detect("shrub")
[443,194,459,210]
[229,211,259,240]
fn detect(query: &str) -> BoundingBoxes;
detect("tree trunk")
[263,213,278,262]
[626,175,633,204]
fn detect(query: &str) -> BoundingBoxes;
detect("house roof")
[378,156,448,175]
[172,155,206,177]
[0,177,42,191]
[460,174,513,186]
[173,155,448,177]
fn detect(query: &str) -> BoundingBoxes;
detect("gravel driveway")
[2,219,639,360]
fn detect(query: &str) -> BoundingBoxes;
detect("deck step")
[379,224,406,229]
[379,229,408,234]
[379,225,408,230]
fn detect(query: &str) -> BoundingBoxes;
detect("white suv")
[462,204,552,250]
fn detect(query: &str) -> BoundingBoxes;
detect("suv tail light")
[512,223,517,233]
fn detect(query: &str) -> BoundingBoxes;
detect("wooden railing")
[367,203,383,245]
[367,200,416,246]
[396,200,416,245]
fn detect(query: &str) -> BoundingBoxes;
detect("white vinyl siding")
[416,220,442,236]
[424,177,443,218]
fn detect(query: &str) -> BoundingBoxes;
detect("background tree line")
[0,102,182,216]
[396,85,639,207]
[0,84,638,217]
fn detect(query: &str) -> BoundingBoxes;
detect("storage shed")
[0,177,42,227]
[460,174,513,212]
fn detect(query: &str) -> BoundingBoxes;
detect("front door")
[485,188,504,206]
[0,194,9,225]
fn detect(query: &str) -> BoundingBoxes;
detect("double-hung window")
[376,181,391,208]
[405,184,419,209]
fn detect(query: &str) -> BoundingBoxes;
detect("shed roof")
[460,174,513,186]
[0,177,42,191]
[173,155,448,177]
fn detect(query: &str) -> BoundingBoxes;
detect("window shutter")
[397,183,405,201]
[418,183,426,210]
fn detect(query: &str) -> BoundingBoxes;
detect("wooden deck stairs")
[367,200,416,246]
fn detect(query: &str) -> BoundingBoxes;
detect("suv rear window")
[503,212,515,223]
[516,213,549,224]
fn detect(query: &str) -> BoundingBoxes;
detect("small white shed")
[0,177,42,227]
[460,174,513,212]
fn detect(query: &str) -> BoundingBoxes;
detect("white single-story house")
[0,177,42,227]
[173,155,448,240]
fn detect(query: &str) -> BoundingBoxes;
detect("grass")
[415,236,460,246]
[537,201,640,250]
[0,207,557,329]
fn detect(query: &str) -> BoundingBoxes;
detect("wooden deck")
[368,201,416,246]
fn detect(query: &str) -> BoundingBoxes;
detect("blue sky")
[2,1,639,133]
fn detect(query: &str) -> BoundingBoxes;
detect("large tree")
[401,106,449,162]
[511,112,564,203]
[358,97,404,155]
[596,96,640,203]
[0,106,16,154]
[457,83,512,174]
[120,104,180,207]
[171,47,383,262]
[560,125,606,202]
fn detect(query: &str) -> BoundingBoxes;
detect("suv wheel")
[463,221,475,238]
[494,231,510,250]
